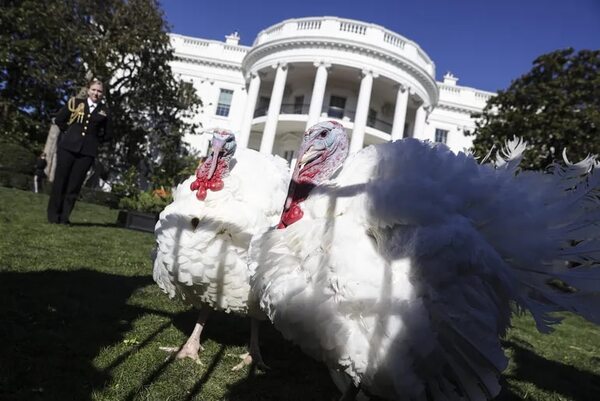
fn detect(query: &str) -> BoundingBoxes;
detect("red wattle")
[208,179,224,191]
[190,180,201,191]
[196,186,207,200]
[287,204,304,225]
[278,203,304,228]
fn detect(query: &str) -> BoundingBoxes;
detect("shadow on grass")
[495,339,600,401]
[11,267,595,401]
[0,269,154,401]
[169,309,253,349]
[169,310,339,400]
[222,320,339,401]
[224,337,339,401]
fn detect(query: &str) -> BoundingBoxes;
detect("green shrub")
[111,167,141,200]
[118,188,172,214]
[0,141,36,174]
[0,170,32,190]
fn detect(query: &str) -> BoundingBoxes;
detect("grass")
[0,186,599,401]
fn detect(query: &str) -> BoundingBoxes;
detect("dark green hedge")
[0,170,32,191]
[0,142,120,208]
[0,142,36,174]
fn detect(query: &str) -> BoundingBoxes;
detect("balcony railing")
[254,106,268,118]
[254,103,311,118]
[280,103,311,114]
[367,117,392,134]
[326,106,346,119]
[325,107,392,134]
[253,104,392,134]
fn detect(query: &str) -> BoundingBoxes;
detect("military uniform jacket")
[55,97,113,157]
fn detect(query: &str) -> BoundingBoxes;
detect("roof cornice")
[173,54,243,71]
[436,102,482,115]
[242,37,439,104]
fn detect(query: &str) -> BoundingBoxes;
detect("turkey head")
[278,121,349,228]
[190,129,237,200]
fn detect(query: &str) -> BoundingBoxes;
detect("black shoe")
[59,220,71,226]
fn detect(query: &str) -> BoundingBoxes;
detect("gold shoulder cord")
[67,97,85,125]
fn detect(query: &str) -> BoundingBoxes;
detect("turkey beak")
[293,145,319,180]
[285,144,317,210]
[299,147,321,171]
[208,139,224,179]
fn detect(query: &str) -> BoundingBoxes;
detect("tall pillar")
[239,72,261,148]
[306,62,330,129]
[350,70,376,153]
[390,84,409,141]
[260,63,288,154]
[412,102,428,139]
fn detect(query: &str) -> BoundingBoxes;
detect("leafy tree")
[470,48,600,170]
[0,0,202,187]
[0,0,85,146]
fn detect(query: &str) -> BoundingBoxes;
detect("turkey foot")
[160,342,205,364]
[160,307,210,364]
[230,350,269,372]
[230,318,269,371]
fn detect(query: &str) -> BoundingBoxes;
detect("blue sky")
[160,0,599,92]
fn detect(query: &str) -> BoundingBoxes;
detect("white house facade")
[169,16,494,164]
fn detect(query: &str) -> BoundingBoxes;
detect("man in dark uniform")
[47,79,113,224]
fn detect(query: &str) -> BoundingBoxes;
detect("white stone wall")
[169,34,249,155]
[168,18,495,157]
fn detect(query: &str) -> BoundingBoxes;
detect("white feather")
[153,148,289,316]
[251,138,600,400]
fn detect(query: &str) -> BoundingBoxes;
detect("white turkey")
[153,128,289,369]
[250,121,600,400]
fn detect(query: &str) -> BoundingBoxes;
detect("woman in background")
[47,79,112,224]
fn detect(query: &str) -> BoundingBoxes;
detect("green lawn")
[0,186,598,401]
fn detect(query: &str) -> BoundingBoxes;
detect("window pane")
[218,89,233,103]
[294,95,304,114]
[330,96,346,108]
[328,96,346,118]
[434,128,448,143]
[367,108,377,126]
[216,89,233,117]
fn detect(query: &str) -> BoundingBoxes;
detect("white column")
[412,102,428,139]
[306,62,330,129]
[390,84,409,141]
[350,70,376,153]
[260,63,288,154]
[238,72,261,148]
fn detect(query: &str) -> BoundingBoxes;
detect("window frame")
[434,128,449,144]
[215,88,234,117]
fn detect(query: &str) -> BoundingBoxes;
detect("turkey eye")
[319,130,328,138]
[191,217,200,229]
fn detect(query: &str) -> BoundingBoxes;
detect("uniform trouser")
[47,148,94,223]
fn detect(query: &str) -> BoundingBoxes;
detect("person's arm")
[53,98,73,132]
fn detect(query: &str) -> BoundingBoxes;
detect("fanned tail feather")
[493,137,527,172]
[508,151,600,332]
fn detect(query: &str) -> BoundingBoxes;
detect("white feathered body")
[251,138,600,400]
[153,148,289,315]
